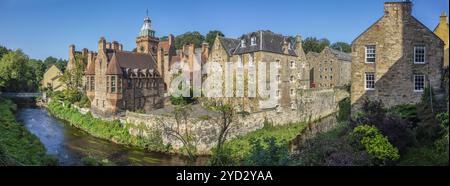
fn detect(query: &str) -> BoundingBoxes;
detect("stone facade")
[208,31,310,112]
[351,1,444,112]
[126,88,349,154]
[307,46,351,88]
[76,15,169,117]
[434,12,449,68]
[42,65,66,91]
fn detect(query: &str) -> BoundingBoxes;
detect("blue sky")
[0,0,448,60]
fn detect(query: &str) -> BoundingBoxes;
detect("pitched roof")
[218,37,240,56]
[106,51,158,75]
[329,48,351,61]
[232,30,297,56]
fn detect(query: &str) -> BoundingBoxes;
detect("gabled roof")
[106,51,158,75]
[329,48,352,61]
[233,30,297,56]
[218,37,240,56]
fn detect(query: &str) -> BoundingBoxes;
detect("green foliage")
[436,112,449,128]
[0,49,39,92]
[330,42,351,53]
[0,45,10,59]
[43,56,67,72]
[174,31,205,50]
[351,125,400,164]
[421,86,435,110]
[210,122,307,165]
[243,137,292,166]
[46,100,167,152]
[337,98,351,122]
[302,37,330,54]
[81,155,115,166]
[60,53,85,89]
[205,30,225,49]
[388,104,419,124]
[0,98,58,165]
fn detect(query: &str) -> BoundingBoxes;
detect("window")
[365,72,375,90]
[414,45,426,64]
[127,79,132,89]
[250,37,256,46]
[106,76,110,92]
[290,61,295,68]
[330,67,333,72]
[414,75,425,92]
[276,75,281,83]
[365,45,376,63]
[241,39,246,47]
[90,76,95,91]
[111,76,116,93]
[276,90,280,97]
[330,75,333,80]
[290,89,295,96]
[290,75,295,82]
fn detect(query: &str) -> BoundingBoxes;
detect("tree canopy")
[330,42,352,53]
[0,49,40,92]
[205,30,225,49]
[174,31,205,50]
[302,37,330,54]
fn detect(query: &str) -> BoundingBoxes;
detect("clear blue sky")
[0,0,448,60]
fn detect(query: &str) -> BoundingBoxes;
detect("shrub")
[351,125,400,164]
[243,137,291,166]
[337,98,351,122]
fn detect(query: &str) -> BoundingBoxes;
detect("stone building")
[434,12,449,68]
[41,65,66,91]
[81,15,166,116]
[208,30,310,112]
[351,1,444,112]
[307,46,351,88]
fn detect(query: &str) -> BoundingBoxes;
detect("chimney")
[98,37,106,51]
[82,48,89,57]
[112,41,120,51]
[201,42,209,55]
[168,34,174,45]
[440,12,448,24]
[384,1,412,17]
[282,40,289,55]
[106,42,112,49]
[119,44,123,51]
[69,44,75,57]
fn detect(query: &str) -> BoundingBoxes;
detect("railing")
[0,92,43,98]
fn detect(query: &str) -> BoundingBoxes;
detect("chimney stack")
[112,41,120,51]
[98,37,106,51]
[384,1,412,17]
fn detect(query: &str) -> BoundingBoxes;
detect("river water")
[16,108,201,166]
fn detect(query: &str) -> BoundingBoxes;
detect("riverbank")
[0,98,58,165]
[44,100,170,154]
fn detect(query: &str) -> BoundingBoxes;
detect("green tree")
[0,45,10,60]
[160,36,168,41]
[0,50,32,92]
[205,30,225,49]
[60,53,85,90]
[28,59,46,88]
[174,31,205,49]
[44,56,67,72]
[330,42,351,53]
[302,37,330,54]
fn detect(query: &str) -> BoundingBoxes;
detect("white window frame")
[290,89,295,96]
[241,39,246,48]
[414,45,426,64]
[365,72,375,90]
[250,37,256,46]
[365,45,376,63]
[290,75,295,83]
[414,74,425,92]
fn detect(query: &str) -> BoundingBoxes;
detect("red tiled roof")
[106,51,158,75]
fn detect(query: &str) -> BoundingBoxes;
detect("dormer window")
[251,37,257,46]
[241,39,246,48]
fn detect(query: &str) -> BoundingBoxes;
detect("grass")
[46,100,169,153]
[222,121,308,163]
[0,98,58,165]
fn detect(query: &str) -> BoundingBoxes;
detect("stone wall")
[125,88,349,155]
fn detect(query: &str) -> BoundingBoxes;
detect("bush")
[351,125,400,164]
[243,137,292,166]
[337,98,351,122]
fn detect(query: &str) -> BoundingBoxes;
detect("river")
[16,107,203,166]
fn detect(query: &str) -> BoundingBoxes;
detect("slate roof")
[232,30,297,56]
[329,48,352,61]
[106,51,158,75]
[218,37,240,56]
